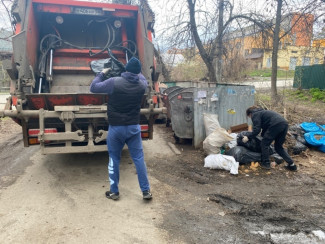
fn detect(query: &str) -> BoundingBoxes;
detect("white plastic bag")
[203,113,221,136]
[203,127,234,154]
[226,133,238,149]
[204,154,239,175]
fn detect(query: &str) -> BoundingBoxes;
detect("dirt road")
[0,119,325,243]
[0,120,172,243]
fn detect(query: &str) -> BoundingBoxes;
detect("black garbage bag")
[270,153,284,164]
[226,146,261,165]
[237,131,261,152]
[90,58,125,79]
[289,124,305,135]
[296,135,307,145]
[226,146,284,165]
[292,141,307,155]
[289,124,307,145]
[237,131,274,154]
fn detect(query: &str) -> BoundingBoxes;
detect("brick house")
[224,13,325,70]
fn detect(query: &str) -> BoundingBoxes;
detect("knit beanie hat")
[125,57,141,74]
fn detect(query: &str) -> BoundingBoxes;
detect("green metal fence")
[293,64,325,89]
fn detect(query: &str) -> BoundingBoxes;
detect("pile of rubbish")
[203,114,325,175]
[203,113,285,175]
[299,122,325,153]
[286,122,325,154]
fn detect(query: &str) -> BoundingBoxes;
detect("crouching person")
[243,106,297,171]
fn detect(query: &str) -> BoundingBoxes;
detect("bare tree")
[268,0,325,100]
[155,0,267,82]
[187,0,218,82]
[0,0,15,33]
[271,0,283,100]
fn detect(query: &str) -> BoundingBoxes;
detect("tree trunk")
[271,0,282,101]
[216,0,224,83]
[187,0,217,82]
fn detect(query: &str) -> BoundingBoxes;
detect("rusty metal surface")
[26,94,108,110]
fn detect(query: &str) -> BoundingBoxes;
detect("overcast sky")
[0,0,323,38]
[0,0,271,31]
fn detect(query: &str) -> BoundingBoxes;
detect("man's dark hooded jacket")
[247,108,288,139]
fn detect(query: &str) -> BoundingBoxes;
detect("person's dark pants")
[261,122,294,166]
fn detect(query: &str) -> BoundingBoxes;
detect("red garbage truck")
[1,0,164,154]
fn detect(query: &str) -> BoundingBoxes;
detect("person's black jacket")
[246,108,288,139]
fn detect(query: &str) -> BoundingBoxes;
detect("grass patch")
[256,88,325,109]
[247,69,295,78]
[284,88,325,103]
[310,88,325,102]
[257,94,271,102]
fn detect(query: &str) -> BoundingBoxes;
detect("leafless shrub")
[223,55,254,82]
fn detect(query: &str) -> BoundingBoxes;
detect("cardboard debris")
[230,123,248,133]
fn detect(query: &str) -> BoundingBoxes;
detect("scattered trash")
[294,122,325,153]
[250,162,260,171]
[230,123,248,133]
[237,131,273,154]
[226,133,237,149]
[304,132,325,147]
[291,141,308,155]
[296,135,307,145]
[270,153,284,164]
[289,124,307,145]
[203,113,221,136]
[312,230,325,241]
[226,145,284,166]
[204,154,239,175]
[203,127,234,155]
[226,146,262,165]
[270,162,277,168]
[304,132,325,153]
[300,122,323,132]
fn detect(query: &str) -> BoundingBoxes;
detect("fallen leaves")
[250,162,260,171]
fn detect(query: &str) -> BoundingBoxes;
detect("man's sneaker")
[143,190,152,200]
[260,162,271,170]
[285,163,297,171]
[105,191,119,200]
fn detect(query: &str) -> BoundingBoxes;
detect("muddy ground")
[152,124,325,243]
[0,97,325,243]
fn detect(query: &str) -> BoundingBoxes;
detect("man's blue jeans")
[107,124,150,193]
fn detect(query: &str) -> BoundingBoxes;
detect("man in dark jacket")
[243,106,297,171]
[90,57,152,200]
